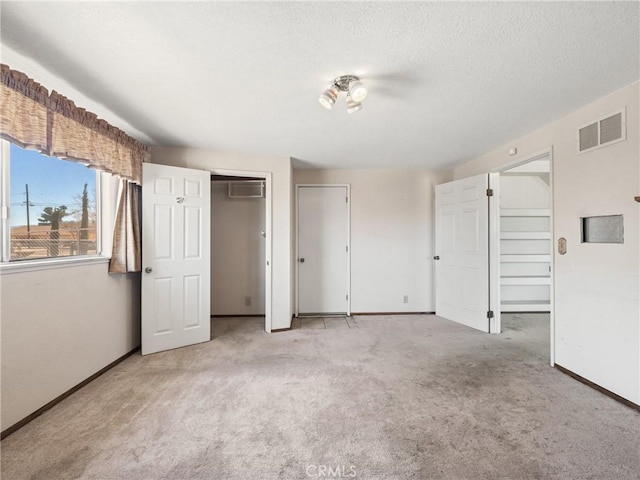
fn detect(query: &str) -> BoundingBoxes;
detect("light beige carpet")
[1,314,639,479]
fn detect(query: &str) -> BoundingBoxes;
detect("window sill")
[0,255,110,275]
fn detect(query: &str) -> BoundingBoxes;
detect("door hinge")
[486,188,493,197]
[346,196,349,203]
[346,245,348,252]
[487,310,494,319]
[346,294,349,301]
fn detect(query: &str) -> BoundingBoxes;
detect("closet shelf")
[501,231,551,240]
[500,208,550,217]
[501,300,551,312]
[501,276,550,285]
[500,254,550,263]
[499,192,550,313]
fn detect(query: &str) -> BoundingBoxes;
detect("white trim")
[0,255,109,275]
[0,140,104,265]
[209,168,273,333]
[548,147,556,367]
[94,169,102,256]
[492,148,552,174]
[1,141,10,263]
[295,184,351,317]
[488,172,501,334]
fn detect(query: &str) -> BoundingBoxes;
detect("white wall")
[293,169,452,313]
[1,265,140,430]
[151,147,292,330]
[0,50,142,432]
[454,81,640,404]
[500,176,550,209]
[211,181,265,315]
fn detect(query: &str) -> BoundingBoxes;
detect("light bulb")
[346,95,362,114]
[348,80,367,102]
[318,86,338,109]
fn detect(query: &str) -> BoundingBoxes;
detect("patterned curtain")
[0,64,147,272]
[0,64,149,184]
[109,180,141,273]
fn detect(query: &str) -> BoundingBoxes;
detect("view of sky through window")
[9,144,96,227]
[8,144,97,260]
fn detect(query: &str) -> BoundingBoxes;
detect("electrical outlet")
[403,295,409,304]
[244,296,252,306]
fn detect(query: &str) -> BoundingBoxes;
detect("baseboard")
[351,311,434,316]
[1,346,140,440]
[554,364,640,412]
[210,314,265,318]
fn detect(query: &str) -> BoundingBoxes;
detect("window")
[1,141,100,262]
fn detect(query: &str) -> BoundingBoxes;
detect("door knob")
[145,267,153,273]
[433,256,440,260]
[299,258,305,263]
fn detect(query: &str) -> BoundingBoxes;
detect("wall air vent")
[577,108,626,154]
[227,181,264,199]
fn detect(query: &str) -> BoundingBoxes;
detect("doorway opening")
[493,150,553,363]
[210,170,272,333]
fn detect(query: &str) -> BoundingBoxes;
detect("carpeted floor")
[1,313,639,479]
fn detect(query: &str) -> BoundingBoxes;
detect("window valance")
[0,64,148,184]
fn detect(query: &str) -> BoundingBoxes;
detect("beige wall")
[1,264,140,430]
[500,176,550,209]
[211,181,266,315]
[0,44,146,433]
[454,81,640,404]
[151,147,293,330]
[293,169,452,313]
[454,82,639,180]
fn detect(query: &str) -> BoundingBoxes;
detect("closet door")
[296,185,350,315]
[141,163,211,355]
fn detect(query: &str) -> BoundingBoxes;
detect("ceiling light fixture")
[318,86,339,109]
[319,75,367,112]
[346,94,362,114]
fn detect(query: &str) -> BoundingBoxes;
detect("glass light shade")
[318,86,338,109]
[346,96,362,114]
[348,80,367,102]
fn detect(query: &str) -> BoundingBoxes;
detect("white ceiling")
[1,2,638,170]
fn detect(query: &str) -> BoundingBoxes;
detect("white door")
[141,163,211,355]
[297,185,349,315]
[435,174,491,332]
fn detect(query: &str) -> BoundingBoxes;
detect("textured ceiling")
[1,2,639,170]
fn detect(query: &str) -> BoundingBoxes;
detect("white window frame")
[0,139,109,274]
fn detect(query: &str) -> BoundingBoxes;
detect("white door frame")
[490,147,555,366]
[295,184,351,317]
[210,168,273,333]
